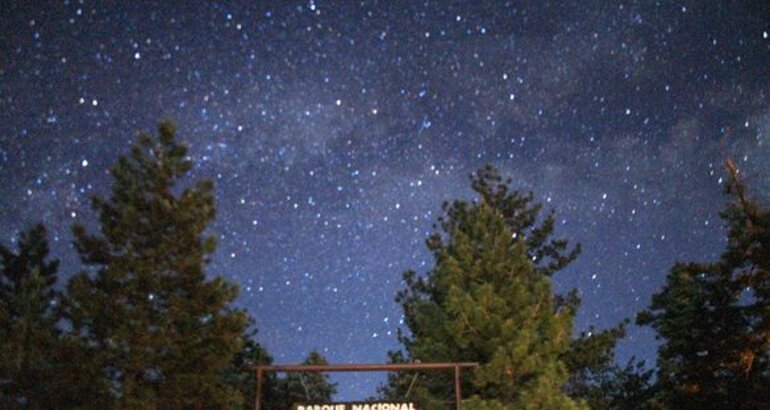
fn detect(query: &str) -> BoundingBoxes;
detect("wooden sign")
[293,403,416,410]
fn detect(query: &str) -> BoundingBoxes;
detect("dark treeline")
[1,123,768,409]
[377,161,770,410]
[0,123,336,410]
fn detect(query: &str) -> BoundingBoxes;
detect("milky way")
[1,1,769,399]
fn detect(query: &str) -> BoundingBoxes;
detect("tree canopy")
[0,225,61,408]
[638,160,770,409]
[276,350,338,407]
[64,121,249,409]
[380,165,619,409]
[6,126,768,410]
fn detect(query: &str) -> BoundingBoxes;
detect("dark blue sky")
[1,0,769,399]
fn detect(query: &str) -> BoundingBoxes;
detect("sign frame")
[252,362,479,410]
[292,402,416,410]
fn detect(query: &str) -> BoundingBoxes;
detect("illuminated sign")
[292,403,416,410]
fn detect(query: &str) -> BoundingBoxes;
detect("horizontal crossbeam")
[254,362,478,373]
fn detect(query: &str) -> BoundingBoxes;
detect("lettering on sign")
[293,402,416,410]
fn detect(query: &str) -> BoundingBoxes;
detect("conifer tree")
[227,333,281,410]
[276,350,338,407]
[563,323,655,410]
[229,344,337,409]
[565,356,655,410]
[0,224,61,408]
[381,166,591,409]
[65,121,249,409]
[0,224,106,409]
[638,160,770,409]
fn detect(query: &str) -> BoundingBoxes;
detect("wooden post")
[454,364,462,410]
[255,367,263,410]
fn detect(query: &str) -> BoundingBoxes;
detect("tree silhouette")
[638,159,770,409]
[65,122,249,409]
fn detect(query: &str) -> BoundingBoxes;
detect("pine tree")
[0,224,107,409]
[564,325,655,410]
[637,160,770,409]
[381,166,591,409]
[565,356,655,410]
[229,344,337,409]
[65,121,249,409]
[226,331,280,410]
[275,350,338,407]
[0,224,61,408]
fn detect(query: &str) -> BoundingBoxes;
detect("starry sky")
[1,0,769,400]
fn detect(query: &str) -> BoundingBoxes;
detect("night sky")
[1,0,769,399]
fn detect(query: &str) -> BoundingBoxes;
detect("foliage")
[637,160,770,409]
[0,225,61,408]
[230,344,338,410]
[274,350,338,407]
[381,165,592,409]
[226,331,282,410]
[65,121,249,409]
[566,357,656,410]
[564,325,655,409]
[0,224,107,409]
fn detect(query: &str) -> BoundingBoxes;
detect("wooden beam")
[253,362,478,373]
[454,365,462,410]
[255,367,263,410]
